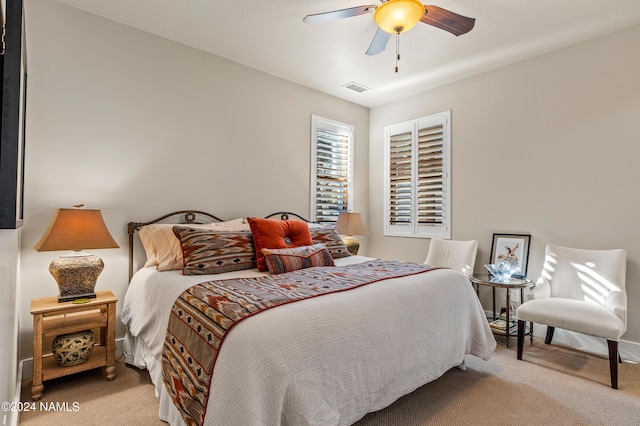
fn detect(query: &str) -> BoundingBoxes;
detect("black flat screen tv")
[0,0,26,229]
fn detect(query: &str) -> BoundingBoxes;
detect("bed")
[121,210,496,426]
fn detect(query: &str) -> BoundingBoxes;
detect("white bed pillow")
[139,218,249,270]
[139,226,159,268]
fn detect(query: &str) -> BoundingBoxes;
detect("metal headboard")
[127,210,227,280]
[264,211,310,222]
[127,210,311,281]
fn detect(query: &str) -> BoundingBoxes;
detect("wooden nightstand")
[30,290,117,400]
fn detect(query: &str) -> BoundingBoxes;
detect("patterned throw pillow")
[172,227,256,275]
[309,227,352,259]
[247,217,314,271]
[153,219,249,271]
[262,244,335,274]
[139,218,247,269]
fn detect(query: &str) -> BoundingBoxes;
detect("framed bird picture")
[490,233,531,277]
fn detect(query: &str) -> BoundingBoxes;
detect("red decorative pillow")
[247,217,313,271]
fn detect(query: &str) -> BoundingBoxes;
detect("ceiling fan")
[303,0,475,70]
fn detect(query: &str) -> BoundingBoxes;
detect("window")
[310,115,354,223]
[384,111,451,239]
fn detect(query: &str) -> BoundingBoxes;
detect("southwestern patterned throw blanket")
[161,259,438,426]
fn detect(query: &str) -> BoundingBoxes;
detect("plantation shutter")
[315,128,349,222]
[417,124,444,226]
[388,131,413,226]
[311,116,354,223]
[384,111,450,239]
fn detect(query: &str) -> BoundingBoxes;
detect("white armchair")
[516,244,627,388]
[424,238,479,276]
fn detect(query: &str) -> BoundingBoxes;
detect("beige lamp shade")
[34,207,119,302]
[374,0,425,34]
[335,212,369,236]
[34,208,119,252]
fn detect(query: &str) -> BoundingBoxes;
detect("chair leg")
[607,340,619,389]
[545,326,555,344]
[517,320,525,360]
[529,322,534,346]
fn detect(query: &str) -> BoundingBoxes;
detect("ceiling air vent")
[342,82,370,93]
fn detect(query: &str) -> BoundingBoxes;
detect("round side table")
[469,273,534,347]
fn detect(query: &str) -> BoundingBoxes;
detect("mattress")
[122,255,496,425]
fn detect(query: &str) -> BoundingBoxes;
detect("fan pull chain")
[395,33,400,73]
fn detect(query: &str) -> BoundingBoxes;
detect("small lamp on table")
[34,205,119,303]
[335,212,369,256]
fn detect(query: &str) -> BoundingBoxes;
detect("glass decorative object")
[484,260,520,283]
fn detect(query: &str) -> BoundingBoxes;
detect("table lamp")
[34,205,119,302]
[335,212,369,255]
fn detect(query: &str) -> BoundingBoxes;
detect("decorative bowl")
[484,260,520,283]
[52,329,95,366]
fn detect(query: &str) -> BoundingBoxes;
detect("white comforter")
[122,256,496,426]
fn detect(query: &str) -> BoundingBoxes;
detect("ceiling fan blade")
[421,5,476,36]
[303,5,377,24]
[365,28,391,56]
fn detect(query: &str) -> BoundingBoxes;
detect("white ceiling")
[55,0,640,108]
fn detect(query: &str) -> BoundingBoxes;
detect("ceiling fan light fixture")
[374,0,425,34]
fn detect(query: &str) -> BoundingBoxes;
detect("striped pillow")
[247,217,314,271]
[173,227,256,275]
[309,227,352,259]
[261,244,335,274]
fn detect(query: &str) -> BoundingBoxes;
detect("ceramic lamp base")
[341,235,360,256]
[49,255,103,302]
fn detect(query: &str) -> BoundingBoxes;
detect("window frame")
[310,115,354,224]
[383,111,451,239]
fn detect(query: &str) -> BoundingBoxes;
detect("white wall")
[368,24,640,347]
[19,0,369,360]
[0,230,20,426]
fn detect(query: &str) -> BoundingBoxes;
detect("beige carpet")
[20,338,640,425]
